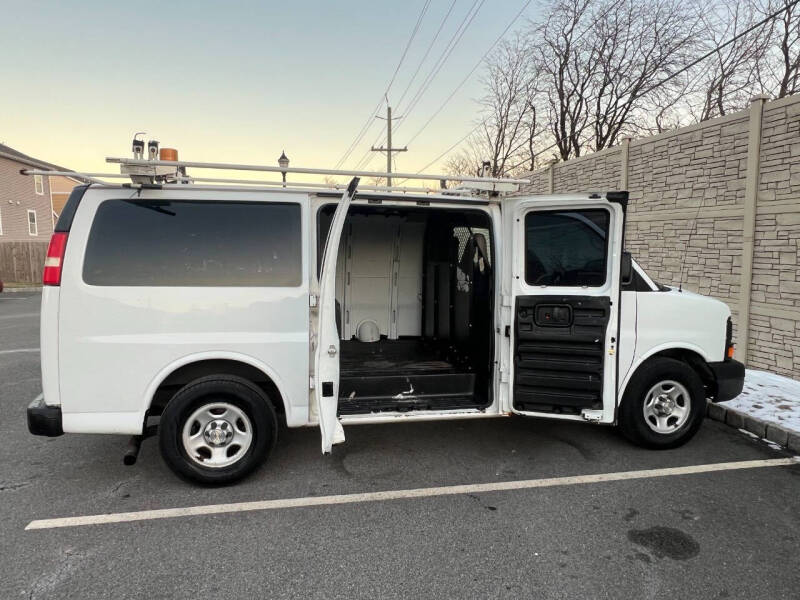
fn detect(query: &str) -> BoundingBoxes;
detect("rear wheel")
[618,358,706,449]
[158,375,277,484]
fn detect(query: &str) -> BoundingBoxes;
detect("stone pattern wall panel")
[518,96,800,378]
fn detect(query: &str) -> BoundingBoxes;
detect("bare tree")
[757,0,800,97]
[444,33,548,177]
[476,33,534,176]
[525,0,700,155]
[691,1,771,121]
[533,0,598,160]
[589,0,700,148]
[774,0,800,96]
[444,147,483,179]
[458,0,799,171]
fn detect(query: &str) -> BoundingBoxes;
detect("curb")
[706,400,800,454]
[1,286,42,293]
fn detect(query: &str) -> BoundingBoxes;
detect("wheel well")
[149,359,285,418]
[636,349,715,395]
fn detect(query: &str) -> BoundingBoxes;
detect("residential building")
[0,143,80,283]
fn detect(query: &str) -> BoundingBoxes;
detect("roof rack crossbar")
[20,169,441,194]
[105,157,530,185]
[174,176,432,193]
[19,169,105,184]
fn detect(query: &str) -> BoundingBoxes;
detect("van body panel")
[617,288,731,398]
[39,286,61,407]
[634,289,729,365]
[143,350,305,426]
[617,290,637,395]
[57,187,311,434]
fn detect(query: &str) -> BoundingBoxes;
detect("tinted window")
[84,200,302,286]
[524,209,609,287]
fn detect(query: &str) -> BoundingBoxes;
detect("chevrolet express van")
[26,155,745,484]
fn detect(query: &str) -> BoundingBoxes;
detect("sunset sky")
[1,1,535,182]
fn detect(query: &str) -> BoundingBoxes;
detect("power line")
[398,123,556,184]
[403,0,533,148]
[409,120,485,177]
[394,0,460,112]
[396,0,485,124]
[359,0,485,169]
[640,0,800,97]
[333,0,432,169]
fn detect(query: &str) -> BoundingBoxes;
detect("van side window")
[524,209,609,287]
[83,200,302,287]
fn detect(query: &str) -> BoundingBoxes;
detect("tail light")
[43,232,68,286]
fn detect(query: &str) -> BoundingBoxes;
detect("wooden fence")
[0,242,48,284]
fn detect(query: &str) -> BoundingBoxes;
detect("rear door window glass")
[524,209,609,287]
[83,200,302,286]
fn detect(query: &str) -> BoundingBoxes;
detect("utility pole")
[371,105,407,186]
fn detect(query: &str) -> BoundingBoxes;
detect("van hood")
[661,287,731,315]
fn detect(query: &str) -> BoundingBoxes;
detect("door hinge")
[501,294,512,308]
[309,376,315,390]
[309,294,318,308]
[581,409,603,423]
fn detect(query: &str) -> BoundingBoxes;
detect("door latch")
[327,344,337,357]
[581,409,603,423]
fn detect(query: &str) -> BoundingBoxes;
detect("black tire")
[618,357,706,449]
[158,375,277,484]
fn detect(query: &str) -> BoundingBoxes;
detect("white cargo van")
[26,151,744,484]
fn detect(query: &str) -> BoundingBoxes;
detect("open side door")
[503,194,625,423]
[314,178,359,453]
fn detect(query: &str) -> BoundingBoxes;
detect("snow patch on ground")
[721,369,800,435]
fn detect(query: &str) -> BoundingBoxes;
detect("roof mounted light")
[131,133,145,160]
[159,148,178,162]
[147,140,159,160]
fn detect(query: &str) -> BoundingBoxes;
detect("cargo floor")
[338,339,483,415]
[339,339,457,376]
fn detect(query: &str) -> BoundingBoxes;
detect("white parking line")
[0,348,39,355]
[26,458,798,531]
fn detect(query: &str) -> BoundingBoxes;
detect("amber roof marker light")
[159,148,179,162]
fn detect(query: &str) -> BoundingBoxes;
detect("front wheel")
[158,375,277,484]
[618,358,706,449]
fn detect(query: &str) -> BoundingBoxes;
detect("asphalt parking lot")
[2,292,799,599]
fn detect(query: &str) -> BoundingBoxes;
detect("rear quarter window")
[83,199,302,287]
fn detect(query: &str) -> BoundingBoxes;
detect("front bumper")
[708,359,745,403]
[27,394,63,437]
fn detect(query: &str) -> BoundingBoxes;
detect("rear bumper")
[708,359,745,403]
[27,394,63,437]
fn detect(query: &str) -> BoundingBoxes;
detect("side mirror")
[621,251,633,286]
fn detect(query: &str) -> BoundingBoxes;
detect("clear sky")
[0,0,535,182]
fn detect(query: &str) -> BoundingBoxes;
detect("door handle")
[327,345,337,357]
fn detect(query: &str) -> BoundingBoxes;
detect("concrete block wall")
[554,147,622,193]
[519,95,800,379]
